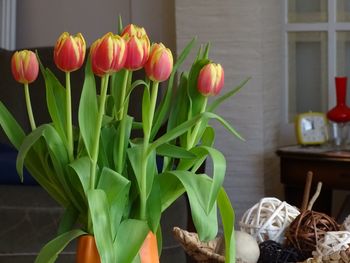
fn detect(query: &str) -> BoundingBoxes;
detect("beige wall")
[16,0,175,51]
[175,0,283,219]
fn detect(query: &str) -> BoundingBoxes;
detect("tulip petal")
[54,32,86,72]
[11,50,39,84]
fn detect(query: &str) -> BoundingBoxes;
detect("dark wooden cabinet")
[277,145,350,215]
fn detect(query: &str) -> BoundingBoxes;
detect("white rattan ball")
[342,215,350,231]
[314,231,350,257]
[239,197,300,243]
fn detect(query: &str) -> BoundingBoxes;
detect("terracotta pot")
[139,231,160,263]
[76,235,101,263]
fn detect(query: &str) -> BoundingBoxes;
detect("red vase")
[327,77,350,123]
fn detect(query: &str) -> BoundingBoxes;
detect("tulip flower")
[197,63,224,96]
[145,43,173,82]
[11,50,39,84]
[54,32,85,161]
[90,32,127,76]
[54,32,86,72]
[121,24,150,71]
[11,50,39,130]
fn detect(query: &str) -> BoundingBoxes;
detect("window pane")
[338,0,350,22]
[288,32,328,121]
[337,31,350,103]
[288,0,328,23]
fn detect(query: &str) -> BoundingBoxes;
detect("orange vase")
[76,235,101,263]
[76,232,159,263]
[139,231,160,263]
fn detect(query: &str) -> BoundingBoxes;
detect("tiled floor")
[0,185,188,262]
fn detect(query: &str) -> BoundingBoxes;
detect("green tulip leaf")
[142,86,151,135]
[203,42,211,59]
[69,156,91,196]
[110,69,127,119]
[201,125,215,147]
[177,145,226,213]
[16,125,60,181]
[217,188,235,263]
[156,143,196,159]
[127,144,157,200]
[87,189,116,263]
[114,115,133,174]
[114,219,149,263]
[161,171,218,241]
[42,68,68,145]
[35,229,86,263]
[205,112,245,141]
[17,124,84,212]
[57,205,79,235]
[158,173,185,212]
[22,143,68,206]
[150,113,203,154]
[127,144,143,193]
[118,15,123,35]
[208,77,250,113]
[146,176,161,233]
[0,101,25,150]
[78,59,98,158]
[97,167,131,239]
[167,72,189,133]
[99,125,118,169]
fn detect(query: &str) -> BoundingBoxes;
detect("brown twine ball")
[285,210,340,258]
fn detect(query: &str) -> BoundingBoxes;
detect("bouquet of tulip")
[0,19,248,263]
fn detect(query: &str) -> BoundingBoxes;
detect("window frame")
[283,0,350,123]
[0,0,16,50]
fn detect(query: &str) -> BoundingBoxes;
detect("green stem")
[24,83,36,130]
[118,70,129,120]
[116,71,130,174]
[187,97,208,149]
[87,74,110,233]
[66,72,74,162]
[90,74,110,189]
[140,81,159,220]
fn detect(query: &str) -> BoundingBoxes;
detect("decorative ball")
[299,247,350,263]
[257,240,304,263]
[239,197,300,243]
[342,214,350,231]
[285,210,340,258]
[314,231,350,257]
[235,231,260,263]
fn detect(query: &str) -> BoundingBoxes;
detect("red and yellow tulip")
[145,43,173,82]
[197,63,224,96]
[11,50,39,84]
[90,32,127,76]
[54,32,86,72]
[121,24,150,71]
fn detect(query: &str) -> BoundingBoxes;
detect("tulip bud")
[145,43,173,82]
[54,32,86,72]
[11,50,39,84]
[90,32,127,76]
[121,24,150,71]
[197,63,224,96]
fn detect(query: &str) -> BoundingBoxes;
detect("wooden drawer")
[280,157,350,190]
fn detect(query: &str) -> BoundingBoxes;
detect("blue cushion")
[0,143,37,185]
